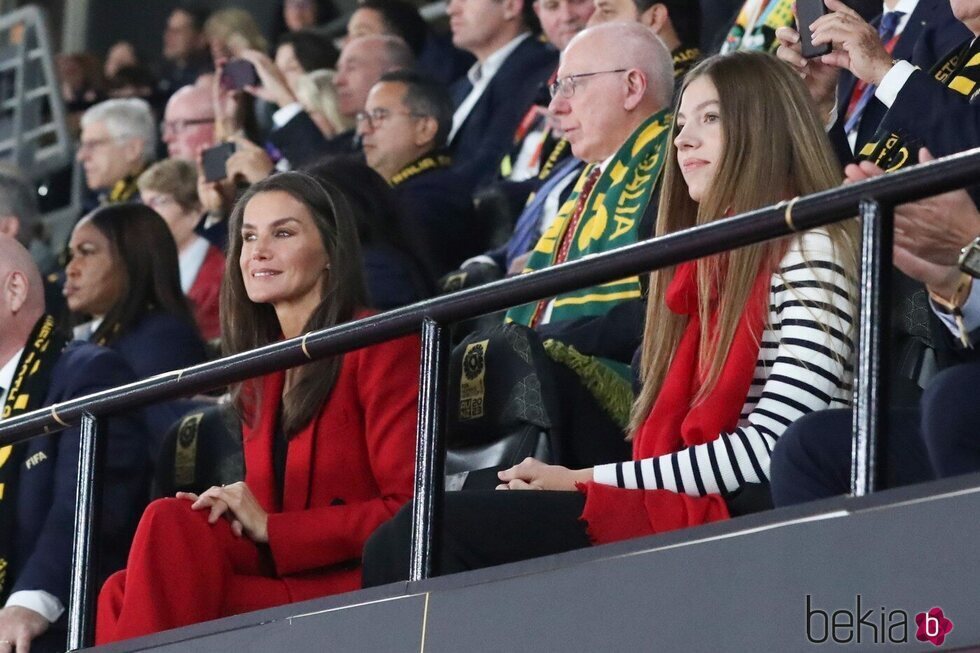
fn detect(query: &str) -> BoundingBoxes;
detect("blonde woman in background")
[294,69,353,139]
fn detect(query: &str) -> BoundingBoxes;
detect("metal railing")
[3,147,980,650]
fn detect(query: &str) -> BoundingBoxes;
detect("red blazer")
[241,330,420,601]
[187,244,224,341]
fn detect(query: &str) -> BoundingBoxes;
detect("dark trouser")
[769,407,935,506]
[919,361,980,477]
[362,490,590,587]
[770,360,980,507]
[548,359,631,468]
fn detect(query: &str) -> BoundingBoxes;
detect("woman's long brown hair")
[630,51,859,436]
[221,171,367,437]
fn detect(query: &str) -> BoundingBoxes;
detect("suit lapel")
[893,0,931,61]
[243,372,284,512]
[282,405,316,511]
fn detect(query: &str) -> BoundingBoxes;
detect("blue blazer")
[108,311,208,454]
[835,0,970,151]
[11,342,148,609]
[394,163,483,277]
[449,36,558,190]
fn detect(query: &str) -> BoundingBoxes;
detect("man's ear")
[122,138,145,169]
[414,116,439,147]
[0,216,19,239]
[502,0,523,22]
[623,69,646,111]
[640,2,666,30]
[3,270,29,315]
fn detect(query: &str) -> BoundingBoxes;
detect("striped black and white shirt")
[593,230,856,496]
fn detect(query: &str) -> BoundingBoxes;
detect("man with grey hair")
[362,23,680,586]
[76,98,156,206]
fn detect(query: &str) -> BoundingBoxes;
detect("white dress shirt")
[448,33,531,144]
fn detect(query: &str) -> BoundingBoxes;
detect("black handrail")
[3,147,979,444]
[5,146,980,651]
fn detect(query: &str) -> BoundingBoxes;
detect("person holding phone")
[775,0,968,155]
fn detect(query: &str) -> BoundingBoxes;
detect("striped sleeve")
[594,230,856,496]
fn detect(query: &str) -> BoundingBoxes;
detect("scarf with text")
[390,152,453,187]
[0,314,68,600]
[859,38,980,170]
[505,109,672,327]
[579,259,771,544]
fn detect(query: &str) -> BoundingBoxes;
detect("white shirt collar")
[887,0,917,17]
[886,0,918,34]
[466,33,531,85]
[598,152,616,173]
[0,347,25,415]
[178,235,211,293]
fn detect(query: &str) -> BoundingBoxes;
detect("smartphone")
[201,142,236,182]
[797,0,830,59]
[221,59,258,91]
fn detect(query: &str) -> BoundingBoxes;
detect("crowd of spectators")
[1,0,980,649]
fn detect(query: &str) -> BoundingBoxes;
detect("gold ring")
[783,196,800,232]
[301,332,312,360]
[51,406,69,427]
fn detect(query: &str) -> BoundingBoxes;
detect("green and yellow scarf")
[0,315,67,601]
[505,109,671,327]
[721,0,794,54]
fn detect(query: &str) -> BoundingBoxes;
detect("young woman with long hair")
[95,172,421,642]
[361,50,860,583]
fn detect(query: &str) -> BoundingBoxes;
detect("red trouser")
[96,497,292,644]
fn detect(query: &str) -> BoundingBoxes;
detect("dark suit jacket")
[394,162,482,277]
[269,113,357,168]
[879,36,980,158]
[835,0,967,149]
[11,342,148,610]
[449,36,558,191]
[109,311,208,454]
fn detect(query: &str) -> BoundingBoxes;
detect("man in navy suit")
[833,0,969,151]
[0,237,147,653]
[446,0,559,190]
[776,0,969,157]
[360,70,480,278]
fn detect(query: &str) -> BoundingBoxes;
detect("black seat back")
[152,404,244,498]
[445,324,562,479]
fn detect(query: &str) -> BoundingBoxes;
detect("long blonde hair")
[630,51,859,436]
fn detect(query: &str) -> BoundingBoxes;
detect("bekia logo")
[915,607,953,647]
[806,595,953,647]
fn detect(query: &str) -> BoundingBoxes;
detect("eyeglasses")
[76,137,116,153]
[355,108,423,130]
[143,195,178,210]
[160,118,214,136]
[549,69,628,99]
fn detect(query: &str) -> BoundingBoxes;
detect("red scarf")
[579,258,771,544]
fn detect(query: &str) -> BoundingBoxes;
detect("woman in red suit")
[95,171,421,643]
